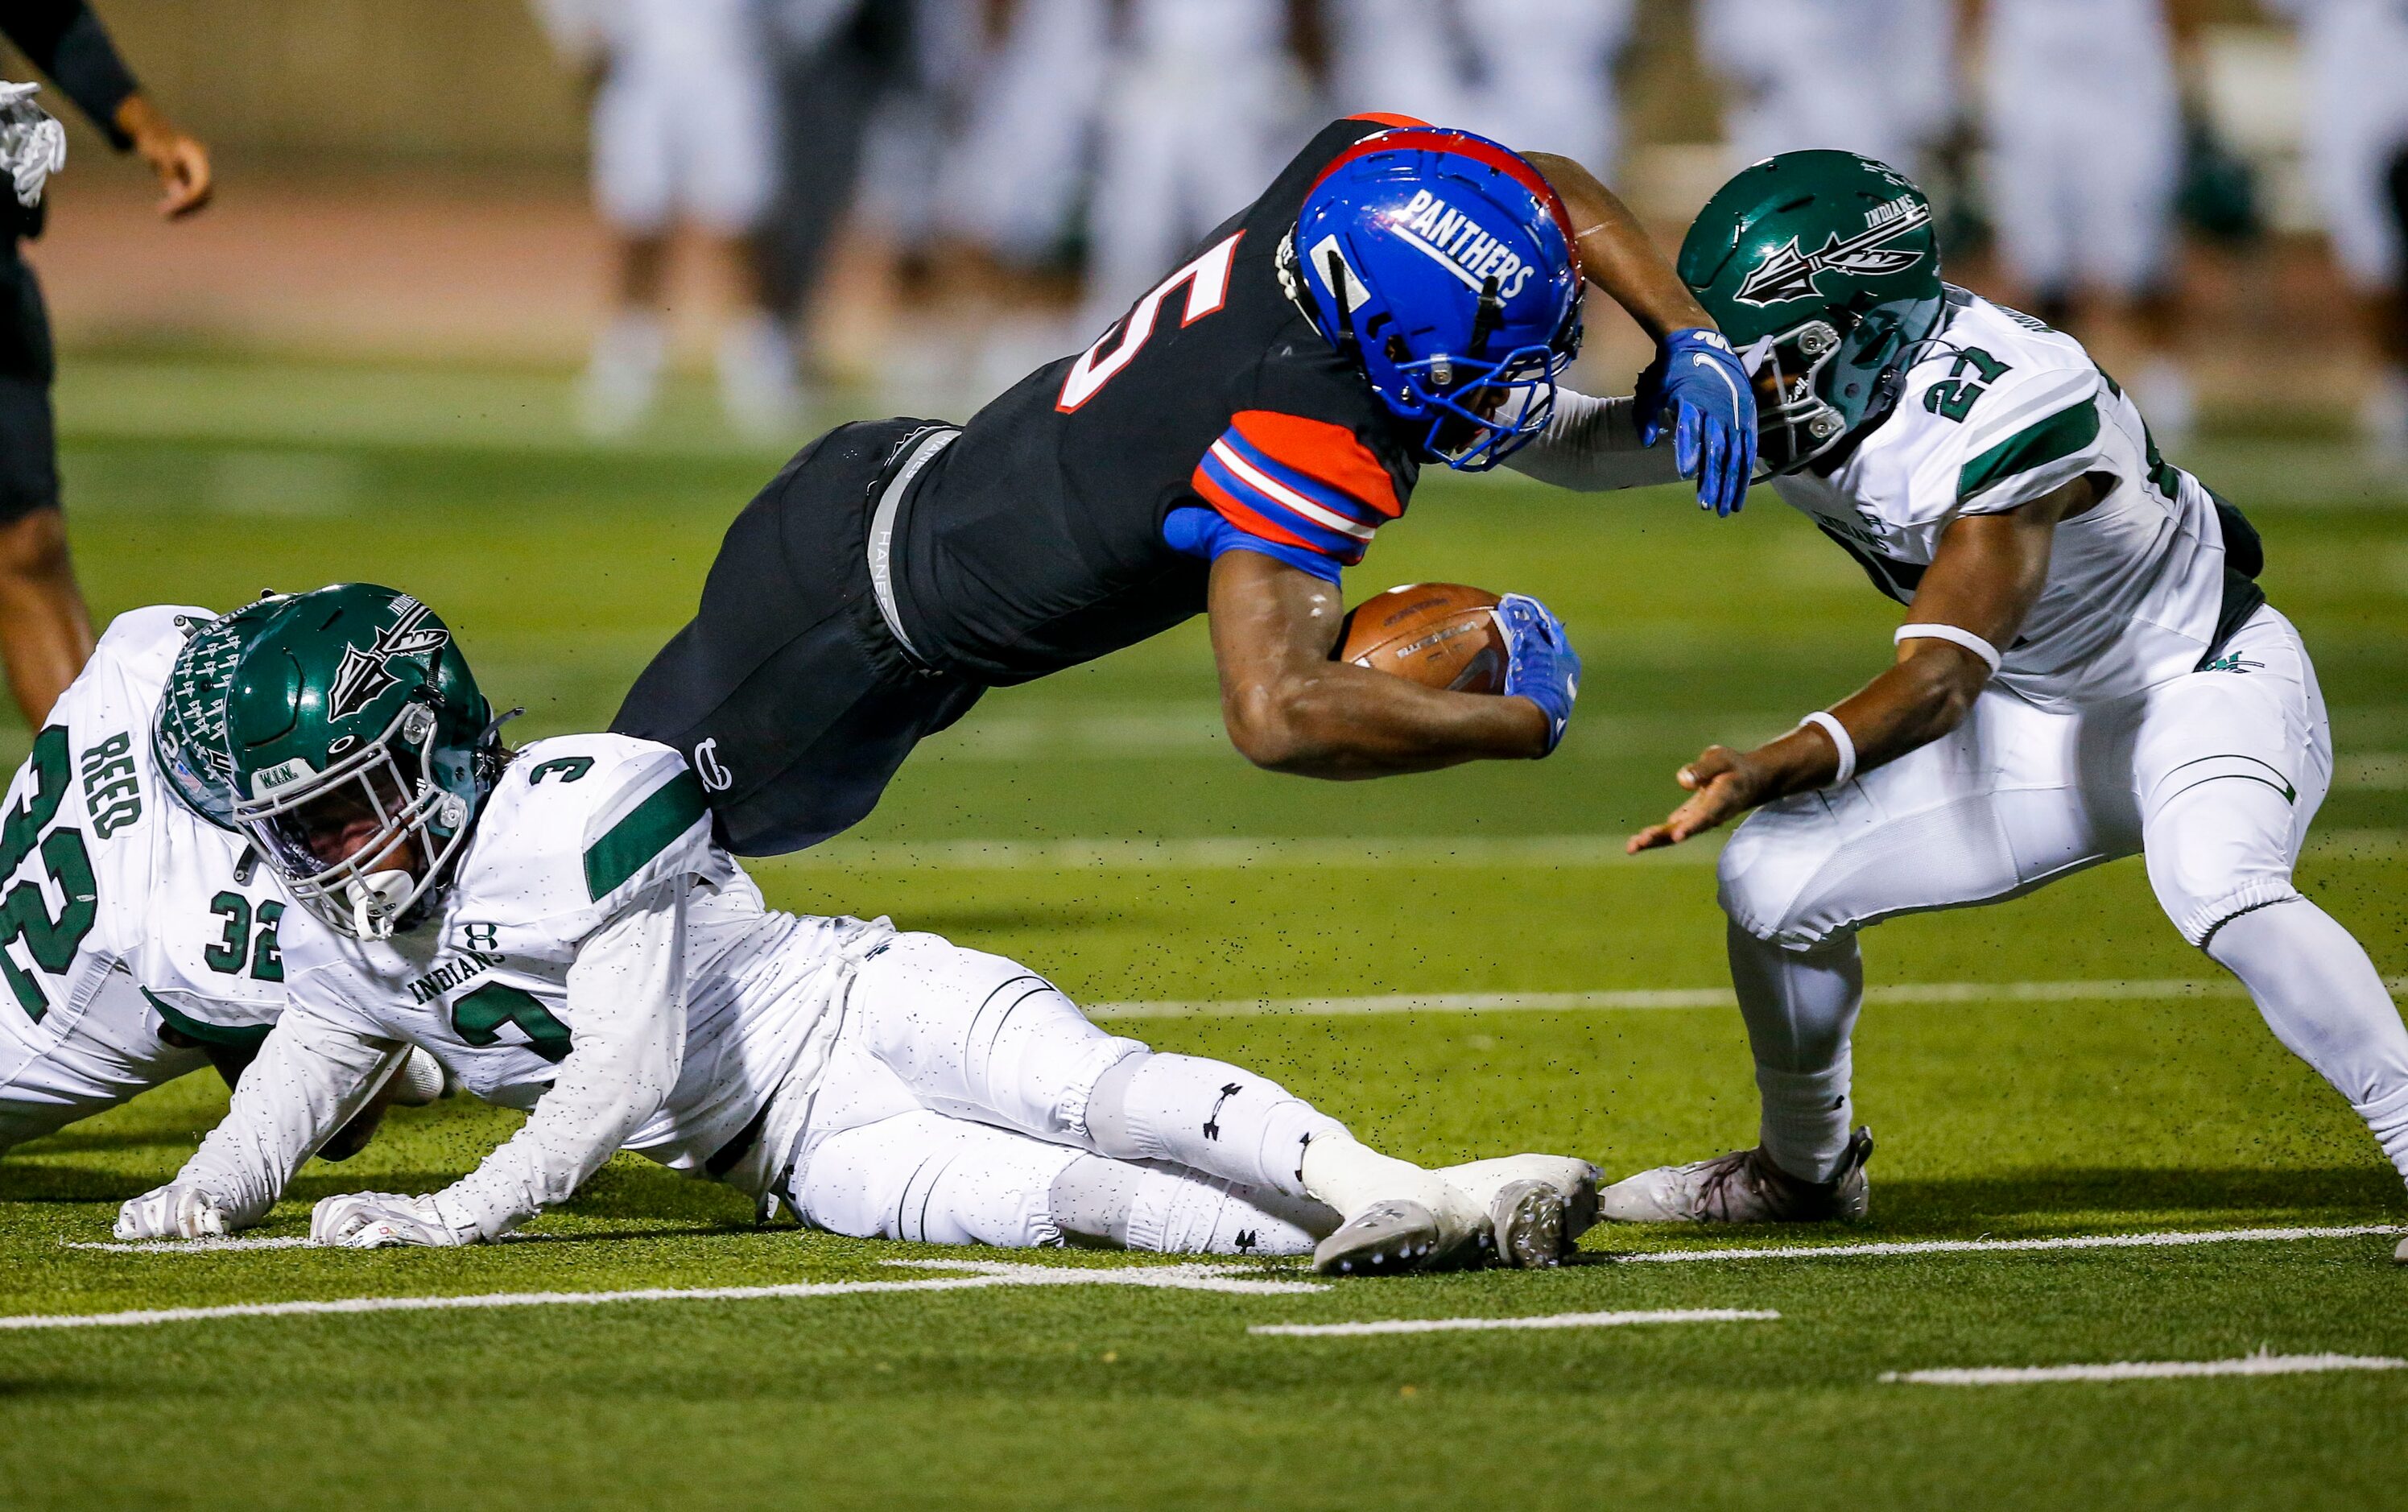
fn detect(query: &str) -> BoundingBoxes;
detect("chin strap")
[348,870,415,941]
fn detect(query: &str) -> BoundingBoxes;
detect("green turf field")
[5,356,2408,1510]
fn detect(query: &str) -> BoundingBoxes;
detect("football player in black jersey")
[616,114,1755,856]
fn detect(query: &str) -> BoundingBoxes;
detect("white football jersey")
[276,733,875,1179]
[1770,291,2235,708]
[0,608,292,1148]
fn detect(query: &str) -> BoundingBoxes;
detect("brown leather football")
[1333,583,1507,693]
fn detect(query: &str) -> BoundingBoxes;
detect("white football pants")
[778,933,1340,1253]
[1716,607,2408,1186]
[0,976,209,1155]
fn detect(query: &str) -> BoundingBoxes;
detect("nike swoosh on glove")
[115,1182,232,1241]
[1497,593,1582,754]
[311,1191,477,1250]
[1634,328,1757,517]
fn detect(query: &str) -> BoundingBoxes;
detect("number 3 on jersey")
[0,727,97,1022]
[1057,232,1243,413]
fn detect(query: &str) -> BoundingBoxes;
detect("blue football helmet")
[1282,126,1585,471]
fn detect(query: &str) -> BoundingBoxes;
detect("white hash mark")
[1884,1352,2408,1386]
[1606,1224,2407,1266]
[1250,1308,1779,1337]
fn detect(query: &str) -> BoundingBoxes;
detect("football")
[1333,582,1508,693]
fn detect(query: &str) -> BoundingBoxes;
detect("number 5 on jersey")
[1057,233,1243,412]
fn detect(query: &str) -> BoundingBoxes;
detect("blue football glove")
[1497,593,1581,754]
[1634,328,1757,518]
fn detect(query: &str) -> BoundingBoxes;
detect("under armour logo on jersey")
[1233,1229,1258,1253]
[692,738,733,793]
[1202,1082,1243,1142]
[328,597,449,723]
[1736,197,1932,308]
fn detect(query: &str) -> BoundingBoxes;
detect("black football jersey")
[887,115,1427,686]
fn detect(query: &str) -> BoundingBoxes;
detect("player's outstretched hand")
[1635,328,1756,518]
[1497,593,1580,754]
[1626,744,1768,852]
[312,1192,474,1250]
[115,1181,230,1241]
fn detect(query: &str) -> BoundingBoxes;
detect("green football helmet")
[154,594,294,831]
[211,584,500,940]
[1679,151,1947,475]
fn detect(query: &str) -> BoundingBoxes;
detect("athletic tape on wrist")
[1895,622,2002,675]
[1799,710,1857,789]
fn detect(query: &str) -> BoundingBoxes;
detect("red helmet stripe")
[1309,127,1583,283]
[1345,112,1431,130]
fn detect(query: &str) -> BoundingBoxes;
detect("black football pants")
[612,419,985,857]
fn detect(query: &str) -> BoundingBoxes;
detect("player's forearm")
[432,884,688,1239]
[180,1016,397,1228]
[1504,390,1683,492]
[1523,152,1711,342]
[1745,645,1992,801]
[1222,661,1551,778]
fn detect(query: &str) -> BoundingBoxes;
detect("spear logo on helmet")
[1735,197,1934,308]
[327,597,450,723]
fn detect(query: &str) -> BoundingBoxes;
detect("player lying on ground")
[613,114,1755,857]
[0,604,436,1163]
[115,585,1599,1273]
[1588,152,2408,1230]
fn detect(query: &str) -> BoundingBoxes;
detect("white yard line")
[69,1236,317,1254]
[0,1259,1322,1331]
[1251,1308,1778,1337]
[768,835,1721,871]
[1088,976,2408,1020]
[1608,1223,2407,1266]
[1884,1353,2408,1386]
[758,828,2404,872]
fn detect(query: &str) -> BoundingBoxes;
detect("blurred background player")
[925,0,1109,403]
[1696,0,1957,179]
[533,0,797,441]
[1321,0,1470,126]
[757,0,918,400]
[1079,0,1310,333]
[0,0,205,726]
[1453,0,1634,174]
[2268,0,2408,465]
[1983,0,2197,444]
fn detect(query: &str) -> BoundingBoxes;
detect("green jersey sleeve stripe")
[142,988,272,1051]
[583,770,708,902]
[1957,399,2101,502]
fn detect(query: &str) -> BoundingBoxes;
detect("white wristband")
[1798,710,1857,789]
[1895,622,2002,675]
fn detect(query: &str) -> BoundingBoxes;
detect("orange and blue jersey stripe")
[1187,411,1402,568]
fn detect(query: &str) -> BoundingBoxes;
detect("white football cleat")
[1600,1128,1873,1224]
[2394,1234,2406,1266]
[1439,1155,1601,1267]
[1311,1179,1491,1277]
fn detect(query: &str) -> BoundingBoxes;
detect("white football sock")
[578,313,664,438]
[1084,1052,1345,1202]
[2361,365,2408,461]
[1729,920,1865,1183]
[1048,1156,1329,1256]
[2207,899,2408,1184]
[717,309,800,442]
